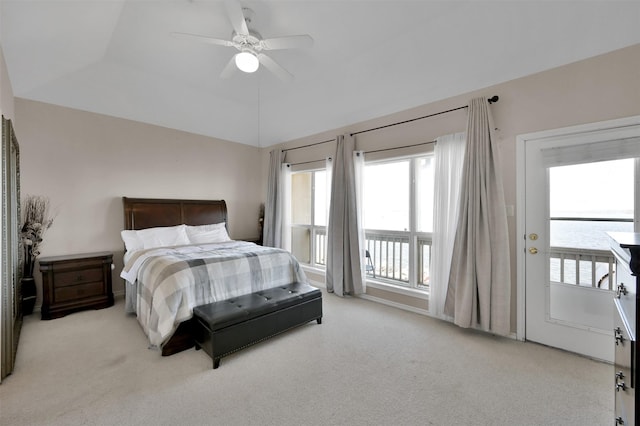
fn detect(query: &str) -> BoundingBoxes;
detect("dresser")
[39,252,114,320]
[610,232,640,425]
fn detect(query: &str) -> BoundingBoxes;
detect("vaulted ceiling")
[2,1,639,147]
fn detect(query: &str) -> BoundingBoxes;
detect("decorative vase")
[21,276,36,315]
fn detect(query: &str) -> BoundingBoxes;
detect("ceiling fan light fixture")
[235,51,259,73]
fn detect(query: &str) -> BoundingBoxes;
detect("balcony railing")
[310,230,614,292]
[312,229,432,289]
[315,228,327,266]
[417,237,432,289]
[549,246,615,291]
[365,231,410,283]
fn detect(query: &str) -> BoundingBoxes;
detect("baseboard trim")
[359,294,517,341]
[358,293,430,317]
[279,277,517,341]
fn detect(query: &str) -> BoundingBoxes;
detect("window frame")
[288,151,436,292]
[362,154,434,291]
[290,167,328,269]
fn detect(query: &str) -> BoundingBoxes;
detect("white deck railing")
[549,246,615,291]
[313,231,615,292]
[314,229,431,289]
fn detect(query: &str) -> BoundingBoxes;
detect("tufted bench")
[192,282,322,369]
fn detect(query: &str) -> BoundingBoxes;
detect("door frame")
[515,115,640,342]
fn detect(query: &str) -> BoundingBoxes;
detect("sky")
[549,158,635,218]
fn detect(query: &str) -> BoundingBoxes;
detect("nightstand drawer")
[53,267,103,287]
[54,281,105,303]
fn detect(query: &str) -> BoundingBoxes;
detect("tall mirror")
[1,116,21,380]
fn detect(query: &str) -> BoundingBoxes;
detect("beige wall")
[263,43,640,332]
[14,100,264,304]
[0,47,14,119]
[9,43,640,327]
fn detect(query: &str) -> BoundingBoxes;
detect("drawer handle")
[615,371,627,392]
[614,327,625,346]
[616,283,628,298]
[615,416,625,424]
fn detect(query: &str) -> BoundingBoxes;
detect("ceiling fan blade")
[224,0,249,36]
[257,53,294,82]
[172,32,235,48]
[220,56,238,79]
[261,35,314,51]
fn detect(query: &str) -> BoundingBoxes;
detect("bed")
[121,197,307,356]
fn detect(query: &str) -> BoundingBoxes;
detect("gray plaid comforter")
[121,241,307,347]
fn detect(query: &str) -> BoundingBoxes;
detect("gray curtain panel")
[263,149,285,248]
[444,97,511,335]
[326,134,364,296]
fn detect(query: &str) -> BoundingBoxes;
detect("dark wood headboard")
[123,197,228,230]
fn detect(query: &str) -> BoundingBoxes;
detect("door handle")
[529,247,538,255]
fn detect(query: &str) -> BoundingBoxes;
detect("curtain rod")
[284,95,498,160]
[351,95,499,137]
[287,158,332,167]
[364,139,436,155]
[282,137,336,153]
[288,138,435,165]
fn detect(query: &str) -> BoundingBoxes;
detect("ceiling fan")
[173,0,313,82]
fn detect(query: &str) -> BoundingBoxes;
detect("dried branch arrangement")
[21,195,54,277]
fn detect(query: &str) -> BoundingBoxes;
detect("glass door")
[523,119,640,362]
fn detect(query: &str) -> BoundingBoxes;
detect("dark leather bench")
[192,282,322,369]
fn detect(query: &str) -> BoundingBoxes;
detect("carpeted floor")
[0,289,612,425]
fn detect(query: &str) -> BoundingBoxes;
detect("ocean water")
[549,220,633,287]
[550,220,634,251]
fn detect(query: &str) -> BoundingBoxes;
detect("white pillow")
[186,222,231,244]
[136,224,190,250]
[121,230,144,252]
[186,222,226,233]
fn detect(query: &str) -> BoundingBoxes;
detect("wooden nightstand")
[39,251,114,320]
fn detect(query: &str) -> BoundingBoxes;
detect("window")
[548,158,635,289]
[363,155,435,290]
[364,161,410,231]
[290,169,329,267]
[289,154,435,292]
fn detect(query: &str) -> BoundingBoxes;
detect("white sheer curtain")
[326,134,365,296]
[280,163,292,252]
[430,132,466,320]
[444,97,511,335]
[323,156,333,257]
[353,150,366,292]
[263,149,285,248]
